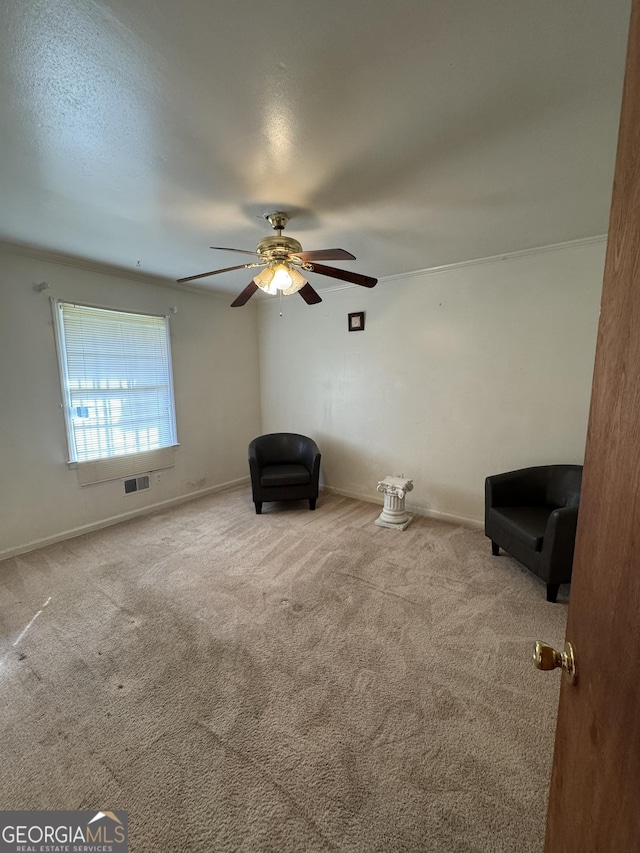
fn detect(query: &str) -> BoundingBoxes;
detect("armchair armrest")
[542,505,580,565]
[485,467,548,508]
[300,439,321,476]
[248,443,262,481]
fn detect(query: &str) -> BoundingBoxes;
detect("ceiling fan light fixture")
[253,262,307,296]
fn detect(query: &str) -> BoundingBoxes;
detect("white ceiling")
[0,0,632,298]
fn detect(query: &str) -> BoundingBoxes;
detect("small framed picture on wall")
[348,311,365,332]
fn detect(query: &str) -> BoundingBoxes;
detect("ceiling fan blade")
[298,283,322,305]
[177,264,250,283]
[295,248,356,262]
[230,281,259,307]
[308,262,377,288]
[210,246,259,257]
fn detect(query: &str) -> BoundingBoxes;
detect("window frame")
[52,299,178,473]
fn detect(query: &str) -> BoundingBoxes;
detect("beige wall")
[0,247,262,557]
[258,239,605,524]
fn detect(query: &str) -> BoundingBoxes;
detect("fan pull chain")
[279,290,283,317]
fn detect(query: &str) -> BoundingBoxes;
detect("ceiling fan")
[177,212,378,307]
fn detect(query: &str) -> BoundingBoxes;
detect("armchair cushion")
[260,464,311,488]
[489,506,550,552]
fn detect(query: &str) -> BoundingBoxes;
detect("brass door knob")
[533,641,577,685]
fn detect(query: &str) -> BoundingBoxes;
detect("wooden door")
[544,2,640,849]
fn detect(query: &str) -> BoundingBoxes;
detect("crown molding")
[380,234,608,284]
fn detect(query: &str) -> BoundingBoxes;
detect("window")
[53,301,178,466]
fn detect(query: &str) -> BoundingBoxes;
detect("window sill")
[70,446,178,486]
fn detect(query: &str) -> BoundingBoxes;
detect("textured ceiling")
[0,0,632,297]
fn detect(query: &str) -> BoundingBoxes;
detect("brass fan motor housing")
[256,235,303,263]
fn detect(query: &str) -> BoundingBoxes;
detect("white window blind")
[54,301,177,464]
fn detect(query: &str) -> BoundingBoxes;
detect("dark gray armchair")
[485,465,583,602]
[248,433,321,515]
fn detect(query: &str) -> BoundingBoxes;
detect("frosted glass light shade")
[281,266,307,294]
[253,263,307,295]
[253,266,277,294]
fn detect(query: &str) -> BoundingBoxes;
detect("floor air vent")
[124,474,150,494]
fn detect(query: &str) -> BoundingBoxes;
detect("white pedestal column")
[375,476,414,531]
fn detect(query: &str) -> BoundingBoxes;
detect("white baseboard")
[0,477,250,562]
[321,484,483,529]
[2,479,483,562]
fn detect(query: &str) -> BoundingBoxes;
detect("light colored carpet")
[0,488,568,852]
